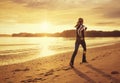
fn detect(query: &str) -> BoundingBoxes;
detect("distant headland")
[0,30,120,37]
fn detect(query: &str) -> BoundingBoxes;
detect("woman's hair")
[75,18,83,28]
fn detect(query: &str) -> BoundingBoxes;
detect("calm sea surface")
[0,37,120,65]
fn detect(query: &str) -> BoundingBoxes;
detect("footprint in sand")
[52,75,60,79]
[55,68,61,71]
[111,71,119,74]
[38,72,44,76]
[44,69,54,76]
[55,66,71,72]
[61,66,72,71]
[4,77,9,80]
[54,75,59,77]
[85,71,92,74]
[26,76,32,78]
[91,56,99,61]
[13,68,30,72]
[21,77,45,83]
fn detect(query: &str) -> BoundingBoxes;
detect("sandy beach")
[0,43,120,83]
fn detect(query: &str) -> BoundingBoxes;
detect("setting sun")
[39,22,52,33]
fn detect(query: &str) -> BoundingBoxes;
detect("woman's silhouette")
[70,18,87,68]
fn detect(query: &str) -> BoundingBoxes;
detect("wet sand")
[0,43,120,83]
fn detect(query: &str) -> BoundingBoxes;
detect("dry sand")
[0,43,120,83]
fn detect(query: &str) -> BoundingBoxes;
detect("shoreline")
[0,42,119,66]
[0,43,120,83]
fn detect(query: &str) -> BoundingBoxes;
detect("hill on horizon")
[11,30,120,37]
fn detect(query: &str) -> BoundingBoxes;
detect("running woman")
[70,18,87,68]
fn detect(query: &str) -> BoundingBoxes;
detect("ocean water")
[0,37,120,65]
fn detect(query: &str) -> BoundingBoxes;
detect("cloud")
[95,21,120,26]
[93,0,120,19]
[11,0,111,10]
[12,0,51,9]
[103,10,120,18]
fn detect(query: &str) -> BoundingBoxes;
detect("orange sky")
[0,0,120,34]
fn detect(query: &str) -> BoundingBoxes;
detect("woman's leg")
[70,41,79,65]
[81,40,87,62]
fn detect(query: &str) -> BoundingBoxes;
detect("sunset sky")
[0,0,120,34]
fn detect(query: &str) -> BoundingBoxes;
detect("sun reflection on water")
[37,37,56,57]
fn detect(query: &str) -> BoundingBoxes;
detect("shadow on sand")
[73,67,96,83]
[86,64,120,83]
